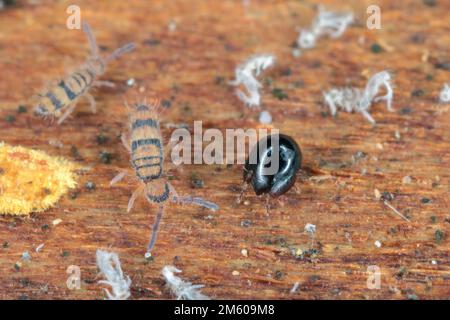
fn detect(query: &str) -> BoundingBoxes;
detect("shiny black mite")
[244,134,302,197]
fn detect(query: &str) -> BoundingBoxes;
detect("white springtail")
[230,54,276,108]
[323,70,394,125]
[96,250,131,300]
[297,6,353,50]
[162,265,210,300]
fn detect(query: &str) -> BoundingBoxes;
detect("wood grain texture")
[0,0,448,300]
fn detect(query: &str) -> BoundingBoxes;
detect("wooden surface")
[0,0,449,300]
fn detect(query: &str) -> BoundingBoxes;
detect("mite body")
[111,101,218,254]
[35,22,135,125]
[240,134,302,213]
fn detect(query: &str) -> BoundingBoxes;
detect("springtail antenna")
[82,22,99,57]
[173,196,219,211]
[104,43,136,63]
[147,205,164,253]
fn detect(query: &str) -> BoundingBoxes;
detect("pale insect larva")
[34,22,135,125]
[110,101,218,255]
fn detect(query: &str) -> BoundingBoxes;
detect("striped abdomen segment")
[37,68,95,114]
[131,117,164,182]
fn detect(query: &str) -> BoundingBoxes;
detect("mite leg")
[93,80,115,88]
[146,205,164,253]
[110,170,128,186]
[121,131,132,153]
[169,182,219,211]
[57,103,77,125]
[82,22,99,57]
[361,110,376,126]
[127,183,145,213]
[85,93,97,114]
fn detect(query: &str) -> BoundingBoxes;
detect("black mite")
[240,134,302,212]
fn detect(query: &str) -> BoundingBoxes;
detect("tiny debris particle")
[374,240,382,248]
[99,151,113,164]
[431,260,437,265]
[144,38,161,46]
[240,219,252,227]
[61,251,70,258]
[144,252,153,261]
[274,270,284,280]
[52,218,62,226]
[411,89,425,97]
[304,223,316,234]
[290,282,300,293]
[374,189,381,200]
[395,130,401,140]
[21,251,31,261]
[5,115,15,123]
[376,143,383,150]
[161,99,172,109]
[232,270,240,276]
[126,78,135,86]
[35,243,44,253]
[2,241,9,248]
[17,105,27,113]
[96,134,108,145]
[434,229,444,244]
[190,173,204,189]
[272,88,288,100]
[370,43,383,53]
[423,0,436,7]
[86,181,95,191]
[407,293,419,300]
[430,216,437,223]
[402,176,412,184]
[241,249,248,257]
[421,197,431,204]
[259,111,272,124]
[14,262,21,271]
[435,61,450,71]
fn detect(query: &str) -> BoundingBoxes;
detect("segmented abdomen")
[38,68,95,115]
[130,116,164,183]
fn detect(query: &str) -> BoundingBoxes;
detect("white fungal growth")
[439,83,450,103]
[96,250,131,300]
[297,6,353,50]
[323,70,394,125]
[162,265,210,300]
[230,54,276,108]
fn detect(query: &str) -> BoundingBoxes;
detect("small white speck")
[126,78,135,86]
[241,249,248,257]
[304,223,316,234]
[144,252,152,259]
[374,240,382,248]
[232,270,240,276]
[292,48,301,58]
[52,218,62,226]
[259,111,272,124]
[431,260,437,265]
[290,282,300,293]
[395,130,401,140]
[402,176,412,184]
[168,20,177,32]
[22,251,31,261]
[35,243,45,253]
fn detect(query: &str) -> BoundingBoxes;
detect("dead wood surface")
[0,0,448,300]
